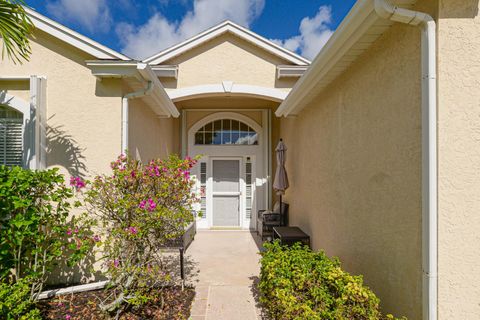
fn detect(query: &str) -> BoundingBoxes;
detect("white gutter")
[374,1,437,319]
[121,80,153,153]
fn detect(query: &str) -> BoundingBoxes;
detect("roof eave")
[86,60,179,118]
[144,20,310,66]
[275,0,416,117]
[26,7,130,60]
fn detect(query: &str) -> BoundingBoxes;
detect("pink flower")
[162,167,168,172]
[66,229,72,236]
[65,314,71,320]
[125,226,138,235]
[138,200,146,210]
[93,235,101,242]
[69,176,85,189]
[130,170,136,178]
[147,198,157,212]
[74,228,79,234]
[113,259,119,268]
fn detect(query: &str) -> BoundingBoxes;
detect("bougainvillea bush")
[259,241,406,320]
[0,166,95,318]
[81,154,198,316]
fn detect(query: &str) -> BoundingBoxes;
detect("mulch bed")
[37,287,195,320]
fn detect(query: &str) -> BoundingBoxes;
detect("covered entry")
[186,111,269,230]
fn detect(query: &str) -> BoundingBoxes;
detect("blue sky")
[25,0,356,60]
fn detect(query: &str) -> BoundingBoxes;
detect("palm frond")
[0,0,34,64]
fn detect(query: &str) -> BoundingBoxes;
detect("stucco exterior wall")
[161,33,296,91]
[280,21,423,318]
[129,98,177,162]
[0,30,122,177]
[437,1,480,318]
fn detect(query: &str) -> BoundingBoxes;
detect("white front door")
[186,111,269,230]
[211,159,241,226]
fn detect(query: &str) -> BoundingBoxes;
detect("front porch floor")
[186,230,263,320]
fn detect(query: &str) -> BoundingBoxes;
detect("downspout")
[374,1,437,319]
[121,81,153,153]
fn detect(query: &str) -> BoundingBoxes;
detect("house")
[1,0,479,319]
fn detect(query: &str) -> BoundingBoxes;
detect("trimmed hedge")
[259,241,406,320]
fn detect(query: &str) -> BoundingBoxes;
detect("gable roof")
[25,7,130,60]
[144,20,310,66]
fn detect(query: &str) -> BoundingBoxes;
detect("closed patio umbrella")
[273,139,289,220]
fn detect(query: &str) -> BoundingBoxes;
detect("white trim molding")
[144,20,310,66]
[188,112,262,137]
[168,83,288,103]
[85,60,179,118]
[25,7,129,60]
[276,65,309,79]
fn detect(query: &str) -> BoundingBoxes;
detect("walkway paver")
[186,231,263,320]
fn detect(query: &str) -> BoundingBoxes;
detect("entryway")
[187,231,263,320]
[186,111,269,230]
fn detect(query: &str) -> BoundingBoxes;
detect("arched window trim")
[194,118,258,145]
[189,113,262,147]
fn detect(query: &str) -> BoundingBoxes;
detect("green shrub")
[259,241,406,320]
[0,165,95,300]
[0,278,42,320]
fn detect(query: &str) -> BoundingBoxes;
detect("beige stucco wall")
[129,98,177,162]
[161,33,297,91]
[0,30,123,177]
[437,1,480,318]
[280,17,425,319]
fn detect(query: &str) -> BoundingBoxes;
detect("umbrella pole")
[279,193,283,225]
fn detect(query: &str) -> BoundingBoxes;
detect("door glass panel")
[212,160,239,192]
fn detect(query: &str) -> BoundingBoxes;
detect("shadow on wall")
[47,115,87,178]
[47,244,107,286]
[439,0,478,18]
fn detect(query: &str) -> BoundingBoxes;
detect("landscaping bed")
[38,287,195,320]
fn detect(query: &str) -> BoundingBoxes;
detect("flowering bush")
[82,154,198,315]
[0,166,95,304]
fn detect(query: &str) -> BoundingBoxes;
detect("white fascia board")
[275,0,415,117]
[144,20,310,66]
[276,0,377,117]
[85,61,179,118]
[277,65,309,79]
[167,83,288,102]
[136,63,180,117]
[85,60,139,79]
[26,8,130,60]
[151,65,179,78]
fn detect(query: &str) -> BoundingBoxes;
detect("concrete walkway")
[186,231,264,320]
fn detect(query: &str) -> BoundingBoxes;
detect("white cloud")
[272,6,334,60]
[46,0,112,33]
[116,0,265,60]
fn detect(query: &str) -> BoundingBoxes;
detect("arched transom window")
[194,119,258,145]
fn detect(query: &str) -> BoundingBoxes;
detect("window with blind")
[0,105,23,167]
